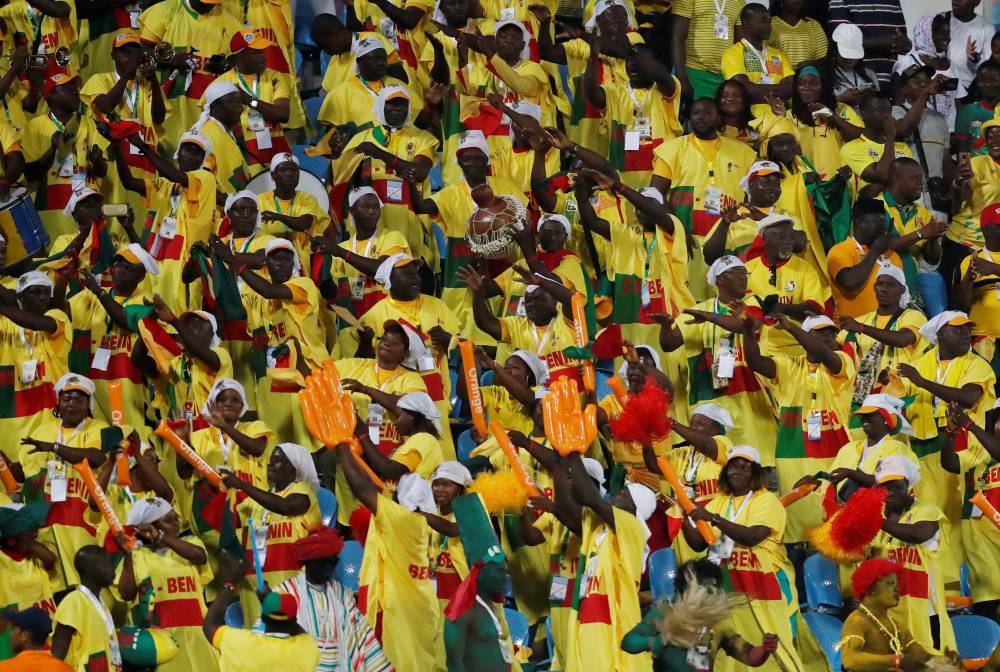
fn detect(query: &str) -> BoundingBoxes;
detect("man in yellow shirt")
[258,152,331,263]
[192,80,251,195]
[311,14,401,93]
[317,38,412,133]
[840,92,913,195]
[827,197,906,318]
[957,203,1000,337]
[51,546,122,672]
[671,0,742,100]
[216,28,291,177]
[720,4,793,117]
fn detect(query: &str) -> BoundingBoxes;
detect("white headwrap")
[16,271,53,294]
[397,392,442,432]
[582,457,606,496]
[757,212,795,234]
[875,454,921,488]
[691,402,735,432]
[510,349,549,386]
[432,461,473,487]
[374,253,413,291]
[397,473,436,512]
[269,152,299,173]
[727,444,761,464]
[224,190,260,230]
[0,230,5,243]
[265,238,302,277]
[586,0,633,30]
[373,84,410,129]
[118,243,160,276]
[617,344,662,379]
[802,315,838,333]
[539,214,571,238]
[277,442,320,491]
[918,310,971,346]
[193,81,240,132]
[739,160,783,195]
[187,310,221,348]
[126,497,172,526]
[173,131,212,165]
[348,186,383,209]
[625,480,655,566]
[876,264,911,309]
[706,255,745,287]
[456,130,490,159]
[56,372,96,397]
[353,36,385,60]
[394,320,432,371]
[856,393,913,436]
[63,187,100,216]
[493,19,531,61]
[201,378,249,419]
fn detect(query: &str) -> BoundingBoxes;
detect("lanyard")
[373,362,403,390]
[180,0,199,20]
[625,83,652,117]
[857,435,886,469]
[689,136,719,181]
[218,423,237,462]
[28,6,43,52]
[230,234,256,254]
[532,321,554,353]
[475,595,513,662]
[642,232,657,282]
[57,419,87,445]
[723,491,753,523]
[77,585,119,659]
[685,448,705,485]
[358,75,381,98]
[18,327,36,356]
[115,73,139,115]
[274,194,295,215]
[853,237,891,268]
[712,0,726,16]
[352,234,377,258]
[236,71,260,98]
[48,112,65,134]
[168,183,182,216]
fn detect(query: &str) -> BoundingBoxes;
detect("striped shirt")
[767,16,829,68]
[672,0,743,74]
[827,0,907,87]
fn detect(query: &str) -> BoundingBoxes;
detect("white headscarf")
[856,393,913,436]
[201,378,249,419]
[373,84,410,129]
[432,461,473,487]
[269,152,299,173]
[706,255,745,287]
[348,186,382,209]
[224,190,261,231]
[493,19,531,61]
[638,187,664,205]
[510,349,549,386]
[582,457,606,496]
[918,311,971,346]
[876,265,911,309]
[625,480,655,566]
[55,373,95,411]
[16,271,53,295]
[193,81,240,132]
[374,253,412,291]
[617,344,661,379]
[875,454,921,488]
[276,442,320,491]
[353,36,385,60]
[264,238,302,277]
[118,243,160,276]
[397,392,442,432]
[126,497,172,526]
[802,315,838,333]
[187,310,221,348]
[63,187,100,216]
[539,214,571,238]
[397,473,436,512]
[691,403,735,432]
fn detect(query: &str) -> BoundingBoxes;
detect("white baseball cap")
[832,23,865,60]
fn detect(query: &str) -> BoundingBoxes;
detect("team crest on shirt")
[867,148,880,159]
[784,280,796,292]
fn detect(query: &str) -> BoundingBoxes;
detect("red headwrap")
[292,527,344,563]
[851,558,902,600]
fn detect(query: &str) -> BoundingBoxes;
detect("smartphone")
[937,78,959,92]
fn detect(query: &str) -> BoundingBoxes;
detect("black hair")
[674,559,724,596]
[852,197,886,221]
[311,13,345,34]
[931,12,950,34]
[73,544,106,576]
[740,2,768,22]
[888,156,921,181]
[717,458,766,495]
[404,410,440,439]
[714,79,753,130]
[859,89,891,111]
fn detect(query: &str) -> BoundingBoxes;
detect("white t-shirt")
[949,13,995,95]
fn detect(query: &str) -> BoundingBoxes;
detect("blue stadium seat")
[432,222,448,261]
[594,370,612,400]
[429,162,444,191]
[504,608,530,648]
[319,50,332,79]
[224,602,244,628]
[292,144,328,182]
[456,428,477,462]
[317,487,338,527]
[960,563,971,597]
[803,553,843,615]
[952,615,1000,663]
[802,611,843,672]
[449,366,463,419]
[303,96,324,127]
[647,548,677,601]
[333,540,364,592]
[479,369,495,387]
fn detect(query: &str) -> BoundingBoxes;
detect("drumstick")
[458,339,487,436]
[0,455,17,495]
[971,491,1000,531]
[780,482,819,507]
[571,293,596,393]
[656,456,716,545]
[75,460,136,550]
[106,381,132,487]
[490,420,541,497]
[154,420,223,488]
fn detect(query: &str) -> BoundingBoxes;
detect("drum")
[0,187,48,265]
[466,184,527,259]
[245,171,328,210]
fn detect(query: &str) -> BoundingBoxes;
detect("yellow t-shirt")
[481,385,532,435]
[332,230,410,318]
[258,190,332,262]
[0,548,56,615]
[318,75,413,128]
[788,105,861,181]
[499,314,579,382]
[115,538,213,628]
[240,481,322,584]
[53,588,122,672]
[960,250,1000,336]
[246,276,328,369]
[168,347,234,421]
[391,431,444,479]
[214,68,290,177]
[767,17,828,68]
[321,32,398,93]
[951,154,1000,248]
[606,217,695,318]
[840,135,913,190]
[212,625,320,672]
[80,72,164,146]
[0,308,71,430]
[826,238,904,318]
[720,41,793,117]
[671,0,742,73]
[199,117,251,195]
[745,255,830,354]
[853,308,928,386]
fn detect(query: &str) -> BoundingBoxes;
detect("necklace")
[859,604,902,654]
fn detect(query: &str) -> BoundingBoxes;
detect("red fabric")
[292,526,344,562]
[578,592,612,624]
[444,560,482,622]
[350,507,372,547]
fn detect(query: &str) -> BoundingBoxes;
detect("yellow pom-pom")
[468,471,528,513]
[807,522,866,564]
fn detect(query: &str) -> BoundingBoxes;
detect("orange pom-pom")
[609,380,672,444]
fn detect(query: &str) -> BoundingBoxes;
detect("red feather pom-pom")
[609,380,672,444]
[349,507,373,547]
[830,487,886,554]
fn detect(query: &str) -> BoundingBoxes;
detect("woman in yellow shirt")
[226,442,322,622]
[950,119,1000,256]
[259,153,331,263]
[783,66,862,180]
[0,502,58,617]
[352,391,445,490]
[716,79,755,145]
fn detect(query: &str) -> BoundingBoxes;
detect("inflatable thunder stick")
[971,491,1000,531]
[656,456,716,545]
[606,375,629,405]
[459,339,487,436]
[571,293,595,393]
[155,420,223,488]
[780,482,818,507]
[0,455,17,495]
[75,460,136,549]
[107,381,132,487]
[490,420,541,497]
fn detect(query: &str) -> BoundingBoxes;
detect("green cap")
[117,626,179,666]
[0,502,50,538]
[452,493,505,567]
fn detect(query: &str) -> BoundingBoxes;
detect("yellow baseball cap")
[112,32,142,49]
[230,29,274,54]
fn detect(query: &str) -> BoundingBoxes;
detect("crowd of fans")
[2,0,1000,669]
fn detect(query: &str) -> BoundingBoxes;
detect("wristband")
[250,98,259,110]
[916,230,922,239]
[962,420,974,431]
[223,582,238,592]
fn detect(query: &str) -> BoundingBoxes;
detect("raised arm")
[772,314,842,374]
[457,266,503,341]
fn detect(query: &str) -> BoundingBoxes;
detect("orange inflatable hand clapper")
[542,377,597,456]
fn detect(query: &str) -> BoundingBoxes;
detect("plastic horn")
[607,375,628,405]
[459,340,487,436]
[107,381,132,487]
[570,293,595,393]
[542,376,598,456]
[75,460,136,550]
[780,482,819,507]
[0,455,17,495]
[154,420,223,488]
[971,491,1000,531]
[490,420,541,497]
[248,517,265,593]
[656,456,716,545]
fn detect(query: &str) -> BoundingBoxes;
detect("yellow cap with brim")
[946,315,974,327]
[112,33,143,49]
